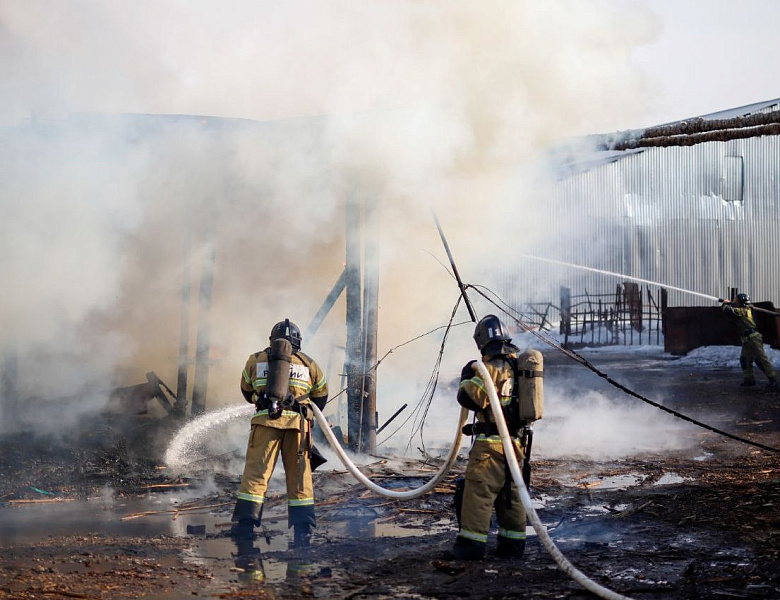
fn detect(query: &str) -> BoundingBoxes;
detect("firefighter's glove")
[460,360,477,382]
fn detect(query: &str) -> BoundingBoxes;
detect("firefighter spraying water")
[230,319,329,549]
[719,293,778,387]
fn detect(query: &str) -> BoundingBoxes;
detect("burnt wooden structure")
[345,194,379,454]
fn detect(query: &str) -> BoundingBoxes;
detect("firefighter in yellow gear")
[721,294,777,387]
[231,319,329,548]
[451,314,529,561]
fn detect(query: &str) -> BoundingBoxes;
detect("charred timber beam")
[612,123,780,151]
[641,109,780,139]
[306,268,347,340]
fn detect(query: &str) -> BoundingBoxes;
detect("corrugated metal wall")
[503,135,780,322]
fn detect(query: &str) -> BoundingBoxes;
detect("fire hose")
[473,360,633,600]
[168,383,630,597]
[310,404,469,499]
[313,379,631,600]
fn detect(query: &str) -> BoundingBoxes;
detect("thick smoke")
[0,0,660,458]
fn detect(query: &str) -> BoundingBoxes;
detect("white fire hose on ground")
[310,404,469,499]
[473,360,633,600]
[312,365,632,600]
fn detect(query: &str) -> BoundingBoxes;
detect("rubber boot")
[449,536,486,561]
[230,499,263,541]
[495,536,525,559]
[230,520,255,541]
[292,523,312,549]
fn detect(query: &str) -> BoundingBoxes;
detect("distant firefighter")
[449,314,543,561]
[720,294,777,387]
[230,319,329,548]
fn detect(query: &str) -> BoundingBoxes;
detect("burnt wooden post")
[661,287,668,337]
[345,195,364,452]
[344,191,380,454]
[560,286,571,346]
[361,198,379,453]
[174,234,191,417]
[190,234,216,417]
[0,353,18,425]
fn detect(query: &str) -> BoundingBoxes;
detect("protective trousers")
[458,438,526,549]
[236,423,315,528]
[740,334,776,383]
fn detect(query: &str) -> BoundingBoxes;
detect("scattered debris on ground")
[1,352,779,599]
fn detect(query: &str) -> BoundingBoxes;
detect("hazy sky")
[625,0,780,128]
[2,1,778,132]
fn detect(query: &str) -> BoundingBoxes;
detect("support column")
[175,235,191,417]
[190,234,216,417]
[345,195,363,451]
[361,198,379,453]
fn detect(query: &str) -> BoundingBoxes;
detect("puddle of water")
[576,474,644,490]
[564,471,689,491]
[653,473,689,486]
[0,495,185,543]
[0,490,455,589]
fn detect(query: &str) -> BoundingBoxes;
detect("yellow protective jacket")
[459,352,518,434]
[722,304,759,340]
[240,349,328,430]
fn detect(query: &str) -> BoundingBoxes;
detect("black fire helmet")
[473,314,511,352]
[269,318,302,351]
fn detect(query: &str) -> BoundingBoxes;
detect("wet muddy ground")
[1,348,779,599]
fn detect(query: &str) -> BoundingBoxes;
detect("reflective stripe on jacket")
[240,349,328,429]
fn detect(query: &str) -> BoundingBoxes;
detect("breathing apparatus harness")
[255,338,325,487]
[460,345,543,483]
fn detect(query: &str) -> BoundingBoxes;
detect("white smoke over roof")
[0,1,660,437]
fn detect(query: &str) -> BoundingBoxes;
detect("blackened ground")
[0,349,778,599]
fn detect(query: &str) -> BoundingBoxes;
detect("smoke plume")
[0,1,659,451]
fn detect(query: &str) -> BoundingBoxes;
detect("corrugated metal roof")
[685,98,780,123]
[522,134,780,319]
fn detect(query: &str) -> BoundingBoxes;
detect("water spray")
[164,404,253,469]
[520,254,780,318]
[165,401,470,498]
[519,254,719,302]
